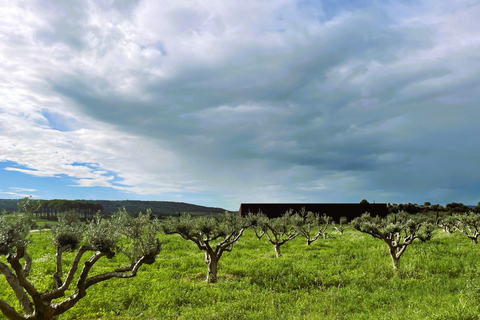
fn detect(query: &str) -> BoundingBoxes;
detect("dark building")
[239,203,389,222]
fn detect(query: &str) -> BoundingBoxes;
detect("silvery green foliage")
[453,212,480,243]
[162,212,194,236]
[0,214,33,256]
[17,196,40,216]
[353,211,434,242]
[352,212,434,270]
[0,197,37,256]
[257,210,303,237]
[85,212,120,258]
[113,208,161,263]
[51,212,85,251]
[437,215,458,233]
[83,208,161,262]
[255,210,303,257]
[162,212,249,240]
[245,211,266,239]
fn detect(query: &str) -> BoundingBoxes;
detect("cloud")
[1,0,480,208]
[0,188,39,199]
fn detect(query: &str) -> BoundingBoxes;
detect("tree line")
[35,200,104,220]
[0,199,103,220]
[387,201,479,214]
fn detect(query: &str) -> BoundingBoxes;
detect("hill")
[0,199,227,216]
[0,199,20,213]
[88,200,226,216]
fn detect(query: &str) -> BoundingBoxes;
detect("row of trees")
[161,208,414,283]
[161,209,340,284]
[34,200,104,220]
[1,197,479,320]
[387,201,479,214]
[160,209,480,281]
[436,212,480,244]
[4,199,104,220]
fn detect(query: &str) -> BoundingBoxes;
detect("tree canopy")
[352,212,434,270]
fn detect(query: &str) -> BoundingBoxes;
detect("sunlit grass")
[3,213,59,228]
[1,227,480,319]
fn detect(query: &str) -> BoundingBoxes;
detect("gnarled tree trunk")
[274,244,282,258]
[390,254,400,270]
[205,251,219,283]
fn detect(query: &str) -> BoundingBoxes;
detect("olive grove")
[0,199,160,320]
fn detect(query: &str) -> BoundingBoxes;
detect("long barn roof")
[239,203,389,221]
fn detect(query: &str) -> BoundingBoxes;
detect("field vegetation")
[2,213,480,319]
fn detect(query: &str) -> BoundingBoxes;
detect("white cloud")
[9,187,37,193]
[0,187,39,199]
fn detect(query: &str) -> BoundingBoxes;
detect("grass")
[3,214,59,228]
[1,227,480,319]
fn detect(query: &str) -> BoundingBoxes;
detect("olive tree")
[16,197,40,217]
[454,212,480,244]
[161,212,251,283]
[352,212,434,270]
[332,216,351,234]
[249,211,266,240]
[256,210,302,257]
[295,208,332,246]
[0,202,160,320]
[437,215,459,234]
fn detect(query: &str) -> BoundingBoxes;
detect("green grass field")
[3,214,59,228]
[1,226,480,319]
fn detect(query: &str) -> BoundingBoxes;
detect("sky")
[0,0,479,211]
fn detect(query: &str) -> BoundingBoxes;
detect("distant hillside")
[0,199,226,216]
[88,200,226,216]
[0,199,19,213]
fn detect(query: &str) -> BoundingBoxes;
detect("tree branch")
[216,228,246,259]
[0,261,34,315]
[264,228,276,245]
[278,232,298,246]
[253,227,264,240]
[22,252,32,278]
[396,244,408,258]
[53,245,71,289]
[76,251,105,294]
[6,247,40,314]
[84,258,144,289]
[50,251,106,316]
[0,299,23,320]
[42,245,95,302]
